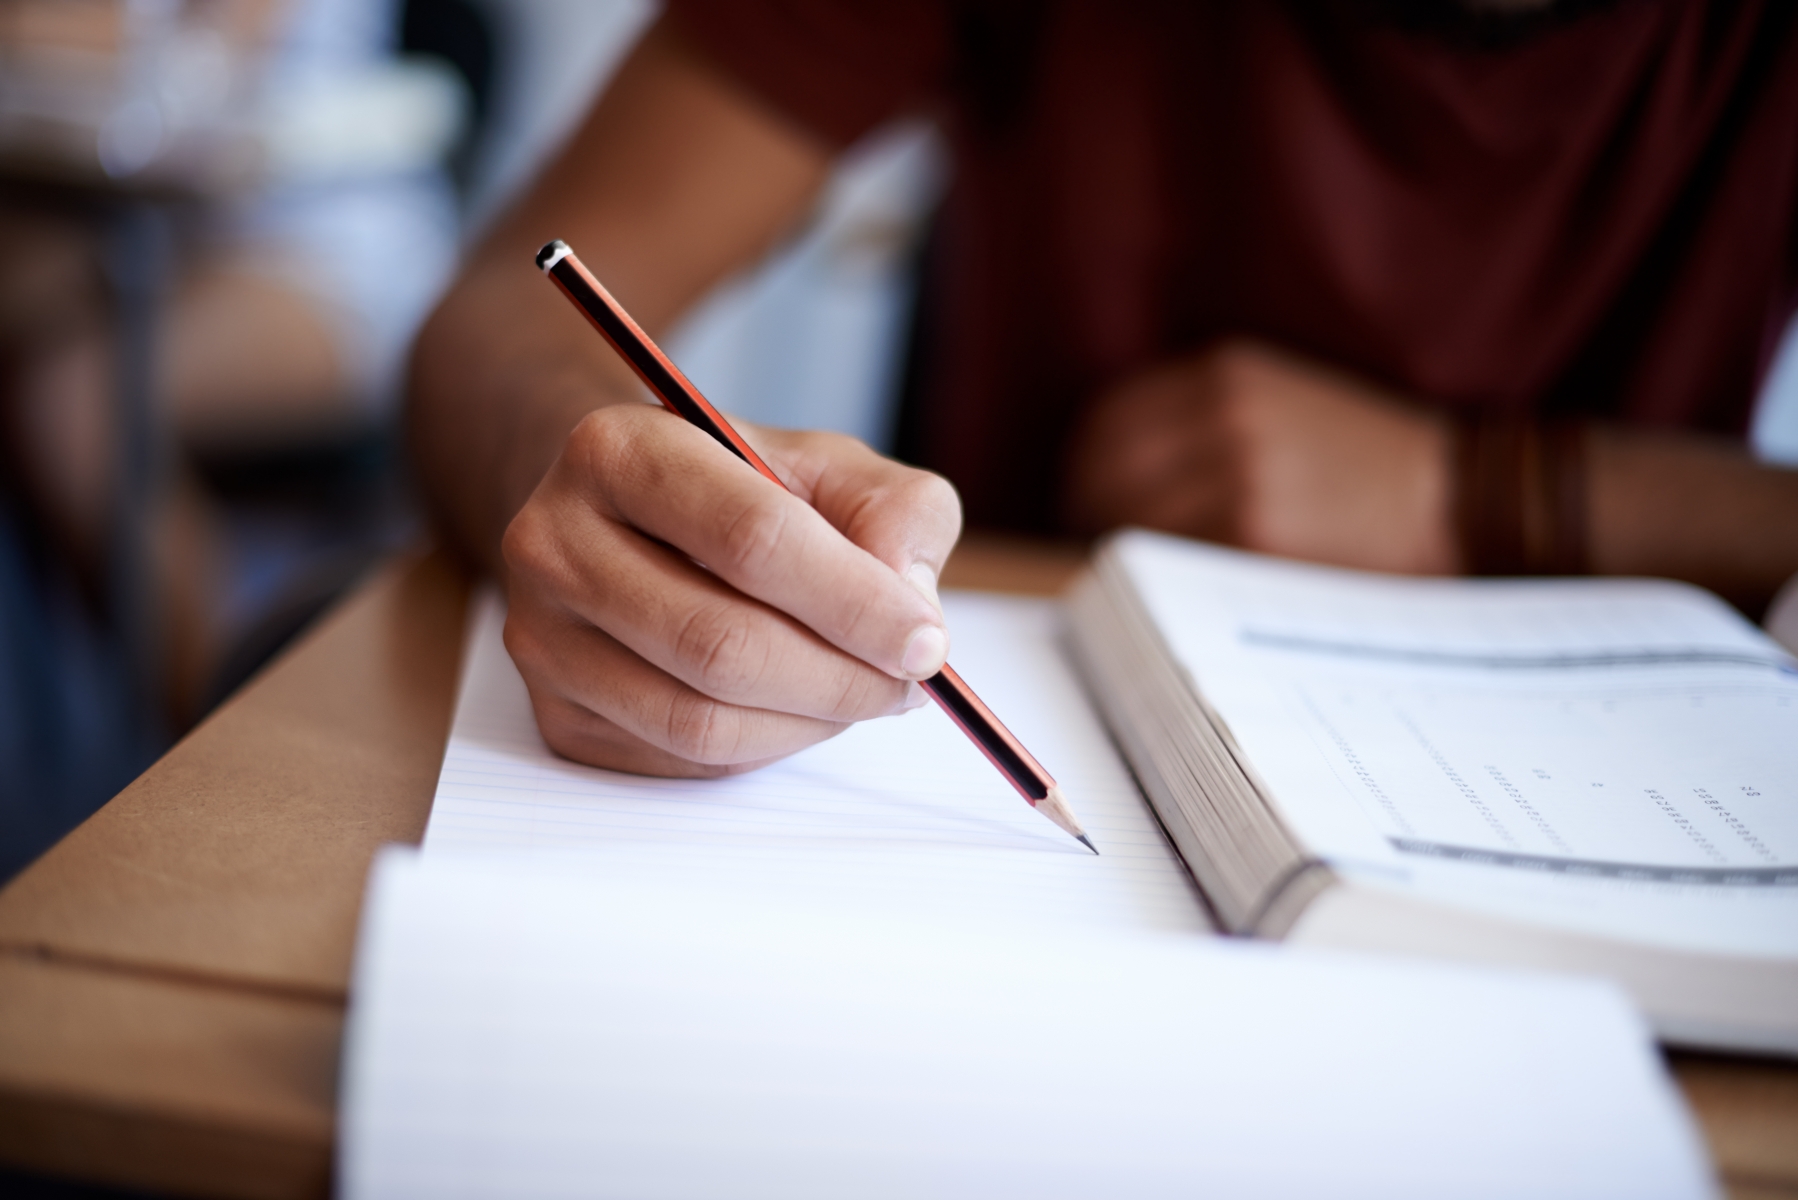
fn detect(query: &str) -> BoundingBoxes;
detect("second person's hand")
[1064,339,1459,575]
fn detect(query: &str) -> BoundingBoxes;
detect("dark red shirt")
[668,0,1798,532]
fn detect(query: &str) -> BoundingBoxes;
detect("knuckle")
[672,601,762,698]
[499,610,541,672]
[537,706,590,764]
[499,504,552,578]
[849,465,961,551]
[716,496,792,576]
[500,498,591,605]
[825,579,884,647]
[900,469,962,530]
[499,513,530,576]
[663,689,739,764]
[793,428,851,457]
[826,666,899,721]
[568,404,641,483]
[564,407,611,464]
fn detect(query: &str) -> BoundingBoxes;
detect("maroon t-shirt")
[667,0,1798,532]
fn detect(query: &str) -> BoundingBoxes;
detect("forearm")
[405,19,829,575]
[1588,425,1798,614]
[408,258,641,575]
[1062,340,1798,612]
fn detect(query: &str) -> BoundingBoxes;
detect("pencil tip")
[1036,785,1096,852]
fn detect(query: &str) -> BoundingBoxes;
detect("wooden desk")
[1,539,1794,1199]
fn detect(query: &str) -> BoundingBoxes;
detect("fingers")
[753,426,962,610]
[1063,356,1240,538]
[505,591,853,771]
[500,402,954,780]
[575,407,953,681]
[505,479,915,722]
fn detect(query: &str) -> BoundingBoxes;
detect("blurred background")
[2,0,1796,888]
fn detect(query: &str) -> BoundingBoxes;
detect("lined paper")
[424,591,1209,935]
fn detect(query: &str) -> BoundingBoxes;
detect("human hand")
[1064,339,1459,575]
[500,404,961,776]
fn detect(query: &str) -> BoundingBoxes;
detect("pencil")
[536,238,1096,854]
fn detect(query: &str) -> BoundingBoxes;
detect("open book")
[340,589,1715,1198]
[1069,530,1798,1054]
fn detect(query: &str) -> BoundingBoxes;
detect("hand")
[1064,339,1459,575]
[500,403,962,776]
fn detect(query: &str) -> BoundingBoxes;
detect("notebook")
[338,584,1717,1197]
[421,591,1209,937]
[340,846,1713,1200]
[1069,530,1798,1054]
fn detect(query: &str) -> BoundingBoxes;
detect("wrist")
[1407,411,1461,575]
[1449,416,1590,577]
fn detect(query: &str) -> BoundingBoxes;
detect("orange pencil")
[537,238,1095,854]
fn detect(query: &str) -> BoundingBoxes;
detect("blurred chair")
[0,0,468,882]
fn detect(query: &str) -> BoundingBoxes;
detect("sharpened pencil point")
[1035,785,1094,852]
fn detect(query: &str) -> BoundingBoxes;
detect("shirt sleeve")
[663,0,952,148]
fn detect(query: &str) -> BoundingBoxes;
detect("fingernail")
[905,562,942,613]
[900,624,948,679]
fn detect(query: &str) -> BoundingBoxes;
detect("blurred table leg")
[104,201,171,743]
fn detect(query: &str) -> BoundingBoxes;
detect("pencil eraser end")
[535,240,571,272]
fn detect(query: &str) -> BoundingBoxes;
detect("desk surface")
[1,539,1794,1200]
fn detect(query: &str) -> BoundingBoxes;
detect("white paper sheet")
[423,591,1208,935]
[340,848,1715,1200]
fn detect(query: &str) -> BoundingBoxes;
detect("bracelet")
[1452,415,1589,576]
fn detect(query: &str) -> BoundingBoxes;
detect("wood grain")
[0,549,465,1197]
[0,550,468,994]
[0,955,336,1199]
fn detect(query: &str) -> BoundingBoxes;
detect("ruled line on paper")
[422,590,1211,935]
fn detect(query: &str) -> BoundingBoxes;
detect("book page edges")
[1066,552,1323,933]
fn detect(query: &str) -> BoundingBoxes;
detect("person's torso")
[904,0,1798,531]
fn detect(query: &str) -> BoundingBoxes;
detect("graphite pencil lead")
[1034,785,1094,851]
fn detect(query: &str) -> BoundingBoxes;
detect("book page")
[341,847,1714,1200]
[423,590,1207,936]
[1116,532,1798,956]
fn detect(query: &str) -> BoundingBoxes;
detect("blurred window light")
[0,0,468,189]
[1752,310,1798,467]
[665,120,947,453]
[96,92,162,175]
[258,56,468,181]
[459,0,656,230]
